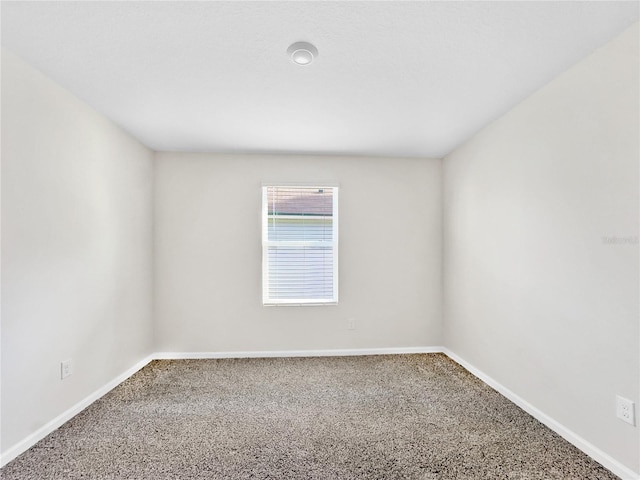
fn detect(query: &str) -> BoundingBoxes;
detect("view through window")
[262,186,338,305]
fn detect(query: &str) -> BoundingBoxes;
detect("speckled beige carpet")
[1,354,618,479]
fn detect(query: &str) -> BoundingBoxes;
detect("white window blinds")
[262,186,338,305]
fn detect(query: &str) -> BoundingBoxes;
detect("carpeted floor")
[1,354,619,479]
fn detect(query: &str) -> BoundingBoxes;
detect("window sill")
[263,301,338,307]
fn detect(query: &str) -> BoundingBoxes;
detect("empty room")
[1,1,638,479]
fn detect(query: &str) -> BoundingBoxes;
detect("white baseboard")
[0,355,153,468]
[153,346,444,360]
[442,348,640,480]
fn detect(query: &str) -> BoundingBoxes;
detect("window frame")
[261,184,339,306]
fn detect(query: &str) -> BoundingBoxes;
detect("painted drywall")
[3,2,639,159]
[1,50,154,455]
[154,153,442,352]
[443,22,639,474]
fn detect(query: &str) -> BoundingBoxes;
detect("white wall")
[1,50,154,456]
[154,153,442,353]
[443,23,639,475]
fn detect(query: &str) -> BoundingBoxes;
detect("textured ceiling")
[2,1,638,158]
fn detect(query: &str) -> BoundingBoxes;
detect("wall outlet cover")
[61,359,73,380]
[616,395,635,426]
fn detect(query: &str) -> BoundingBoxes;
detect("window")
[262,185,338,305]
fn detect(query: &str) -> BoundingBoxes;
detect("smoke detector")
[287,42,318,66]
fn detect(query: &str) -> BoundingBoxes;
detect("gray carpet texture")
[1,354,619,479]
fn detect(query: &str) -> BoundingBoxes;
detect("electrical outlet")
[347,318,356,330]
[61,359,73,380]
[616,395,635,426]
